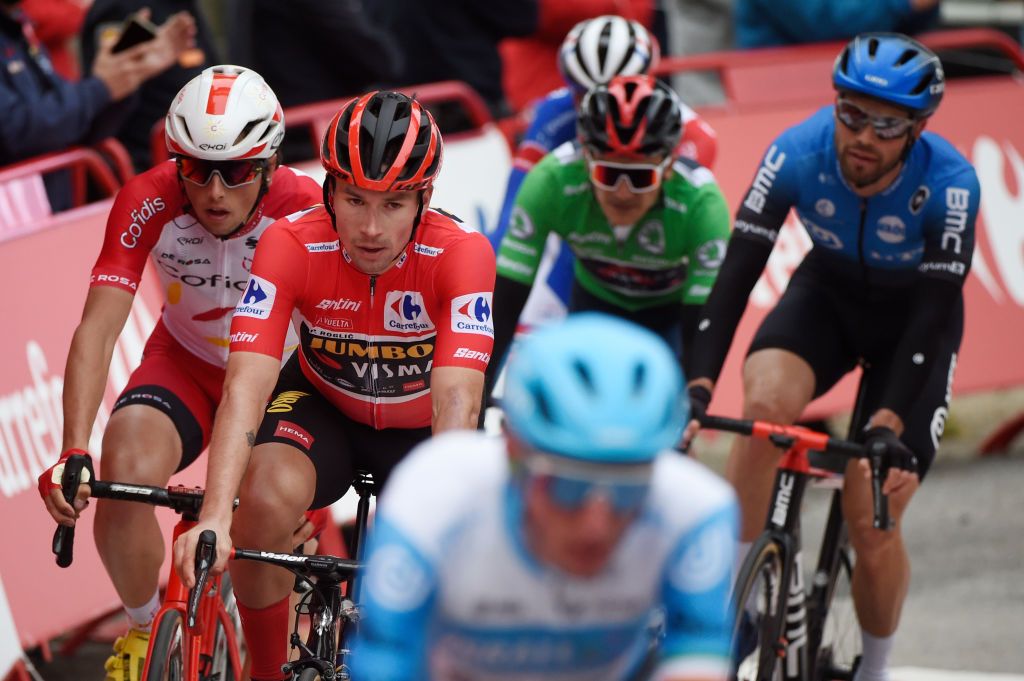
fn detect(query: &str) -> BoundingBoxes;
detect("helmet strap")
[219,173,270,240]
[323,175,337,228]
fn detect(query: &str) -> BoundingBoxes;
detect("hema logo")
[235,275,276,319]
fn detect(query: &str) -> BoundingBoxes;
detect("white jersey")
[89,161,322,367]
[351,430,738,681]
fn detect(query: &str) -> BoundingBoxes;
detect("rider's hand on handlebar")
[680,384,712,452]
[173,519,231,589]
[861,425,919,495]
[38,449,93,527]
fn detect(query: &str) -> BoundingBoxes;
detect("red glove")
[38,448,92,501]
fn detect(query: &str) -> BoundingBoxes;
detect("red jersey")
[89,161,323,367]
[230,206,497,430]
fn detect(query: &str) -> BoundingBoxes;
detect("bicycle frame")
[702,416,886,681]
[144,509,244,681]
[51,468,244,681]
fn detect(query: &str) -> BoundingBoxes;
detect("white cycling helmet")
[558,15,660,93]
[165,65,284,161]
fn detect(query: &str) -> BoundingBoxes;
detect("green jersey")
[496,142,730,312]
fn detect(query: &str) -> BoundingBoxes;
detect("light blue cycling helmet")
[832,33,945,118]
[502,312,688,464]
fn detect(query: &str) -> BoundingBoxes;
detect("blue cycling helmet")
[502,313,688,464]
[832,33,944,118]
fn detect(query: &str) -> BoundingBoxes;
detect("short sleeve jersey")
[88,161,323,367]
[229,207,497,430]
[351,430,739,681]
[496,142,731,312]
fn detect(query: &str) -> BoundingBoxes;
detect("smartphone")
[111,14,158,53]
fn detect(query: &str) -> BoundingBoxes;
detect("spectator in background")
[500,1,654,114]
[21,0,86,79]
[82,1,214,172]
[369,0,539,119]
[736,0,941,49]
[663,0,734,107]
[1,0,194,207]
[228,0,401,163]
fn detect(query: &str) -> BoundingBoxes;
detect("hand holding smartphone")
[111,14,158,53]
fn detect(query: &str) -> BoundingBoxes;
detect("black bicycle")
[700,413,896,681]
[191,471,376,681]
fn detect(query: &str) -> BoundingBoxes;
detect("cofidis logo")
[451,292,493,337]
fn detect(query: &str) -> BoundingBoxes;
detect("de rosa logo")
[384,291,434,332]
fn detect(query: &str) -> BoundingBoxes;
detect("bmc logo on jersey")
[235,275,276,319]
[384,291,434,332]
[451,293,494,337]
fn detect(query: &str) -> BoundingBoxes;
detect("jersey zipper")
[368,274,379,428]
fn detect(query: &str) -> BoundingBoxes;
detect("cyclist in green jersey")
[487,74,731,400]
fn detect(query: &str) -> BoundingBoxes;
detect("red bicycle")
[52,454,244,681]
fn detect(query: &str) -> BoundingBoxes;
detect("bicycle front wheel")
[145,610,184,681]
[731,537,788,681]
[813,548,861,680]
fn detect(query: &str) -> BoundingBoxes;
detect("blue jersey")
[734,105,979,282]
[490,88,714,316]
[350,430,738,681]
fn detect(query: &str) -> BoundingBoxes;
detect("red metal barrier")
[150,80,495,167]
[0,146,120,204]
[654,28,1024,112]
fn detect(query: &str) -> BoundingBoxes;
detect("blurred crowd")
[0,0,1003,180]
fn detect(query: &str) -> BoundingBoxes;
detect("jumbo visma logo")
[451,292,494,337]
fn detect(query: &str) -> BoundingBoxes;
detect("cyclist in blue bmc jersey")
[352,313,738,681]
[685,33,980,681]
[490,15,717,316]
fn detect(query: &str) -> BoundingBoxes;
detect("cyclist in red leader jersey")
[37,65,323,679]
[173,90,496,681]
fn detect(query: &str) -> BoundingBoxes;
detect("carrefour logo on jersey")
[451,292,494,337]
[384,291,434,332]
[234,275,277,319]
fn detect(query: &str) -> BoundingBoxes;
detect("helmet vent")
[235,119,261,146]
[867,38,880,57]
[631,362,647,396]
[176,116,194,145]
[910,72,932,96]
[532,384,555,424]
[839,48,851,74]
[895,48,918,67]
[572,359,596,395]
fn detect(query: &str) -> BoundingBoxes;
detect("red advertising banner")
[699,77,1024,418]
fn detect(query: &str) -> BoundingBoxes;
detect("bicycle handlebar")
[51,454,91,567]
[699,414,892,530]
[188,530,217,630]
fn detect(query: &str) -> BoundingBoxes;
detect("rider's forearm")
[61,318,121,451]
[432,369,485,434]
[199,384,266,523]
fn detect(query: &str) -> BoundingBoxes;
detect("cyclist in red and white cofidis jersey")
[38,65,322,679]
[173,90,496,681]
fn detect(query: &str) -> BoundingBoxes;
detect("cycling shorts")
[748,257,963,478]
[112,319,225,472]
[255,355,433,509]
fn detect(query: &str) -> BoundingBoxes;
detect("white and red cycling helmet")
[558,15,660,93]
[165,65,284,161]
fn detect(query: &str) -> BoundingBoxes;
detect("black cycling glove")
[688,385,712,425]
[862,426,919,474]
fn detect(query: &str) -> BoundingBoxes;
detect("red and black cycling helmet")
[320,90,443,192]
[577,75,682,158]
